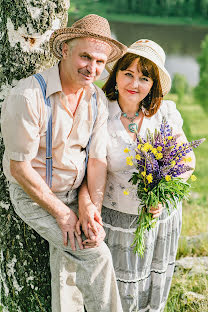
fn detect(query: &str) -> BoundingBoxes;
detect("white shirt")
[1,64,108,192]
[103,100,183,215]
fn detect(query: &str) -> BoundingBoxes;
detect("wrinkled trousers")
[9,183,123,312]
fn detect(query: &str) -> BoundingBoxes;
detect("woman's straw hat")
[106,39,171,96]
[50,14,127,63]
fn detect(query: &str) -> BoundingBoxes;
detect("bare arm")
[87,158,107,213]
[78,158,107,241]
[10,160,83,250]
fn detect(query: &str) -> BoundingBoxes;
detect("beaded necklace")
[121,111,139,133]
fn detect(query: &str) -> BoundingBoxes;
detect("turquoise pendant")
[128,123,138,133]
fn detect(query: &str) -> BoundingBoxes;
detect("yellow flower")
[141,171,146,177]
[123,189,129,195]
[157,146,162,152]
[148,144,153,150]
[190,175,197,181]
[163,140,166,145]
[135,154,141,160]
[167,136,173,140]
[144,188,148,192]
[141,142,152,152]
[146,174,153,184]
[152,148,157,155]
[155,153,163,160]
[124,148,130,153]
[126,156,134,166]
[171,160,176,167]
[137,144,142,150]
[165,175,171,181]
[184,157,192,162]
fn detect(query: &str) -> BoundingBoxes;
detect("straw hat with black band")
[106,39,172,96]
[50,14,127,63]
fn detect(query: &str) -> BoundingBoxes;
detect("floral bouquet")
[124,117,205,257]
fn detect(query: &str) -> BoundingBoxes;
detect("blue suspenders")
[34,73,98,188]
[34,74,52,188]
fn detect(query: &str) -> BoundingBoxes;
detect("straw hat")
[49,14,127,63]
[106,39,171,96]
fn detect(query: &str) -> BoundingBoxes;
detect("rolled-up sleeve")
[88,88,108,159]
[1,94,40,161]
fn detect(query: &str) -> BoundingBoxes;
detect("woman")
[101,39,195,312]
[79,39,195,311]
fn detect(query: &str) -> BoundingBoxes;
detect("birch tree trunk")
[0,1,69,311]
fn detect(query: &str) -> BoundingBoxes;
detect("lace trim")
[103,208,179,232]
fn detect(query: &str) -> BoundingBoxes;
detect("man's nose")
[87,61,96,74]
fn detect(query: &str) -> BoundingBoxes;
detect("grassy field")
[69,0,208,27]
[165,94,208,311]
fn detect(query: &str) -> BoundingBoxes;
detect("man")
[1,14,126,312]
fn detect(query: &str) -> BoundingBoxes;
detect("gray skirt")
[102,203,182,312]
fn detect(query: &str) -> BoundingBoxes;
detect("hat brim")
[105,49,171,96]
[49,28,127,63]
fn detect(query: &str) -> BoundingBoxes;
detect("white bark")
[0,1,69,311]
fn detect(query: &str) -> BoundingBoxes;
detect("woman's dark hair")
[102,53,163,117]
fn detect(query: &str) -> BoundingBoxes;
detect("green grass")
[69,0,208,27]
[164,272,208,312]
[164,93,208,311]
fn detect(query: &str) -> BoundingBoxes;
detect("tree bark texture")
[0,1,69,311]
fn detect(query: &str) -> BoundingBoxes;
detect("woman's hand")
[77,202,103,238]
[82,223,106,249]
[149,203,163,218]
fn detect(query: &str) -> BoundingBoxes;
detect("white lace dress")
[102,100,184,312]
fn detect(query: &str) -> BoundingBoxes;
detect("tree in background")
[171,73,190,102]
[194,34,208,113]
[0,1,69,311]
[170,73,192,139]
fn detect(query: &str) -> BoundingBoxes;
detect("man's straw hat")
[106,39,171,96]
[50,14,127,63]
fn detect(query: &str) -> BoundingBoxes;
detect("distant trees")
[194,35,208,113]
[102,0,208,18]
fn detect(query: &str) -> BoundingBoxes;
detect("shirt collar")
[42,63,62,99]
[108,100,122,119]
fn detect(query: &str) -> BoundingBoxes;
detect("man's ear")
[62,42,69,59]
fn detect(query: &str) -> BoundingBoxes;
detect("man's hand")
[56,209,83,251]
[82,222,106,249]
[77,202,103,238]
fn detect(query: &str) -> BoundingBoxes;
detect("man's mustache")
[78,69,95,77]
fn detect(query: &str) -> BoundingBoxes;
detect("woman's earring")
[148,92,152,106]
[115,83,118,96]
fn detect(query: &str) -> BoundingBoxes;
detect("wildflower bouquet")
[124,117,205,257]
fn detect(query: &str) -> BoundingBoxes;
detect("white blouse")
[103,100,183,215]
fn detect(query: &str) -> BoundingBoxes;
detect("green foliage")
[70,0,208,20]
[171,73,190,102]
[194,34,208,113]
[165,271,208,312]
[131,177,191,256]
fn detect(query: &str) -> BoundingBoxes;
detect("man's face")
[62,38,111,88]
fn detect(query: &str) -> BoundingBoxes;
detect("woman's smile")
[126,89,139,94]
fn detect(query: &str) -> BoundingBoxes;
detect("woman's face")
[116,58,153,106]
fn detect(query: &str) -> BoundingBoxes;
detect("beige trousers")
[9,183,123,312]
